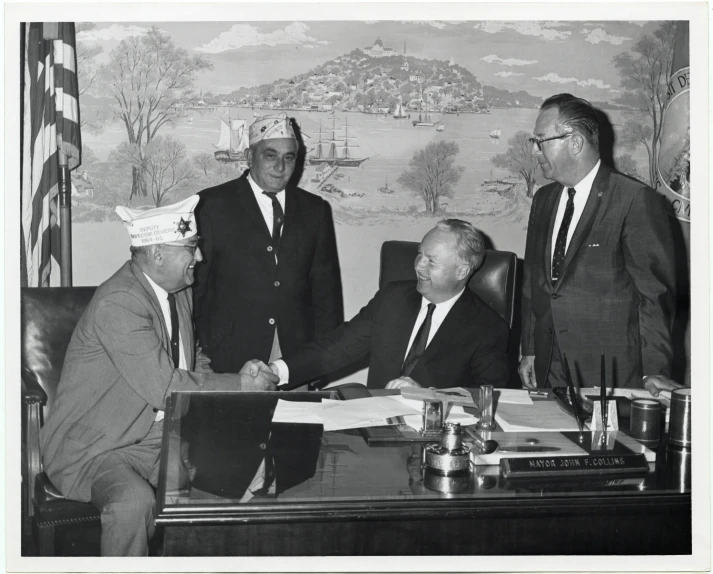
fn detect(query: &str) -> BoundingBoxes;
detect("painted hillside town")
[73,22,675,230]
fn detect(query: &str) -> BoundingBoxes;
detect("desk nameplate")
[500,453,649,480]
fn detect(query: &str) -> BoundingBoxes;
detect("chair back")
[379,241,517,327]
[22,287,96,418]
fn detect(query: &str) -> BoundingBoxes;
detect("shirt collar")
[421,287,466,313]
[247,173,285,196]
[571,159,601,195]
[143,272,169,303]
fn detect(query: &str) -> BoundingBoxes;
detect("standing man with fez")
[40,196,277,556]
[519,93,677,390]
[193,112,343,374]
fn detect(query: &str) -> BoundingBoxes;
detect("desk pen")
[600,353,608,440]
[562,354,584,442]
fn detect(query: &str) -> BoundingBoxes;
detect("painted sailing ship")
[214,117,249,163]
[412,89,436,127]
[379,177,394,194]
[489,128,501,139]
[308,117,369,168]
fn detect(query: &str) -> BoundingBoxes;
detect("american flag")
[21,22,81,287]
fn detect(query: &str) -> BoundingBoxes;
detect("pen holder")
[591,400,619,431]
[475,385,496,431]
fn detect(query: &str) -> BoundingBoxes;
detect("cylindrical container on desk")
[629,399,661,446]
[665,444,692,492]
[476,384,496,431]
[668,388,692,448]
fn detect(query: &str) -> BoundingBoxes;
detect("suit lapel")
[417,290,471,367]
[130,262,170,346]
[237,173,274,242]
[396,287,424,367]
[556,165,607,286]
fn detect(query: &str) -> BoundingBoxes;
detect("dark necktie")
[263,191,284,252]
[167,293,180,368]
[401,303,436,377]
[551,187,576,285]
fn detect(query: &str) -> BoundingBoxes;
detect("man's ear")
[150,244,164,266]
[456,264,471,281]
[245,147,254,168]
[570,133,585,155]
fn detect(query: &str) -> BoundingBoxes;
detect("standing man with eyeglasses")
[193,113,343,377]
[519,93,677,389]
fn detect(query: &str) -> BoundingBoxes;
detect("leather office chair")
[379,241,517,327]
[22,287,101,556]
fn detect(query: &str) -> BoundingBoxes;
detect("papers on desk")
[272,396,422,431]
[496,389,533,405]
[391,395,480,432]
[495,400,580,432]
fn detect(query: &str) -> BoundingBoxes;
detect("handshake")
[237,359,282,391]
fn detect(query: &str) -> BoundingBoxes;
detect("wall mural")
[70,20,687,352]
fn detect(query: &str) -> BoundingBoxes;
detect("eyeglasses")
[528,133,573,150]
[164,240,201,255]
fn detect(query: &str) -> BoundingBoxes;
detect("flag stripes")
[21,22,81,287]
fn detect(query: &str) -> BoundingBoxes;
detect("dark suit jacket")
[40,261,249,503]
[193,172,343,373]
[283,281,510,389]
[521,163,676,388]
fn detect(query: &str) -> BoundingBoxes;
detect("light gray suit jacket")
[40,261,244,502]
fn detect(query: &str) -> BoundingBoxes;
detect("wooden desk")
[155,391,691,556]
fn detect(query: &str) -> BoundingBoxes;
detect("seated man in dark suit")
[270,219,509,390]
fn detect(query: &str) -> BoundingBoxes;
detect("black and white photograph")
[6,1,709,571]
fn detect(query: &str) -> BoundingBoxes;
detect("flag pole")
[58,151,73,286]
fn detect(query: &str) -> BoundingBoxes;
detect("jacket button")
[551,293,559,299]
[267,246,273,252]
[152,408,158,413]
[269,318,275,325]
[134,439,141,444]
[259,443,267,450]
[274,281,280,287]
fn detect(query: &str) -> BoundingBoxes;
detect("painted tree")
[75,23,111,134]
[398,140,464,215]
[193,152,214,176]
[612,21,676,186]
[99,27,212,200]
[491,131,545,198]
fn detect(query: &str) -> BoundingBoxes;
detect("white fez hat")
[115,195,200,247]
[249,112,296,146]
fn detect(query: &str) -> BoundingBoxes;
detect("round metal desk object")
[423,469,469,493]
[424,423,471,475]
[668,388,692,448]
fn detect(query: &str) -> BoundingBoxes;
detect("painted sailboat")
[393,99,407,119]
[214,117,249,163]
[308,117,369,168]
[435,121,445,132]
[489,128,501,139]
[379,177,393,194]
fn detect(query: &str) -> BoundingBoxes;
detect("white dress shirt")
[144,273,187,420]
[247,173,286,237]
[402,289,465,365]
[551,159,601,267]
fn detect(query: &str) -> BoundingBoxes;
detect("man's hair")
[130,245,151,260]
[540,93,599,149]
[436,219,486,271]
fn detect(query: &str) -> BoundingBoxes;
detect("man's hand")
[385,376,422,390]
[238,359,278,391]
[643,375,683,397]
[518,355,538,389]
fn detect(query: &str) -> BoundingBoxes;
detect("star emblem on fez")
[260,126,267,133]
[176,217,191,236]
